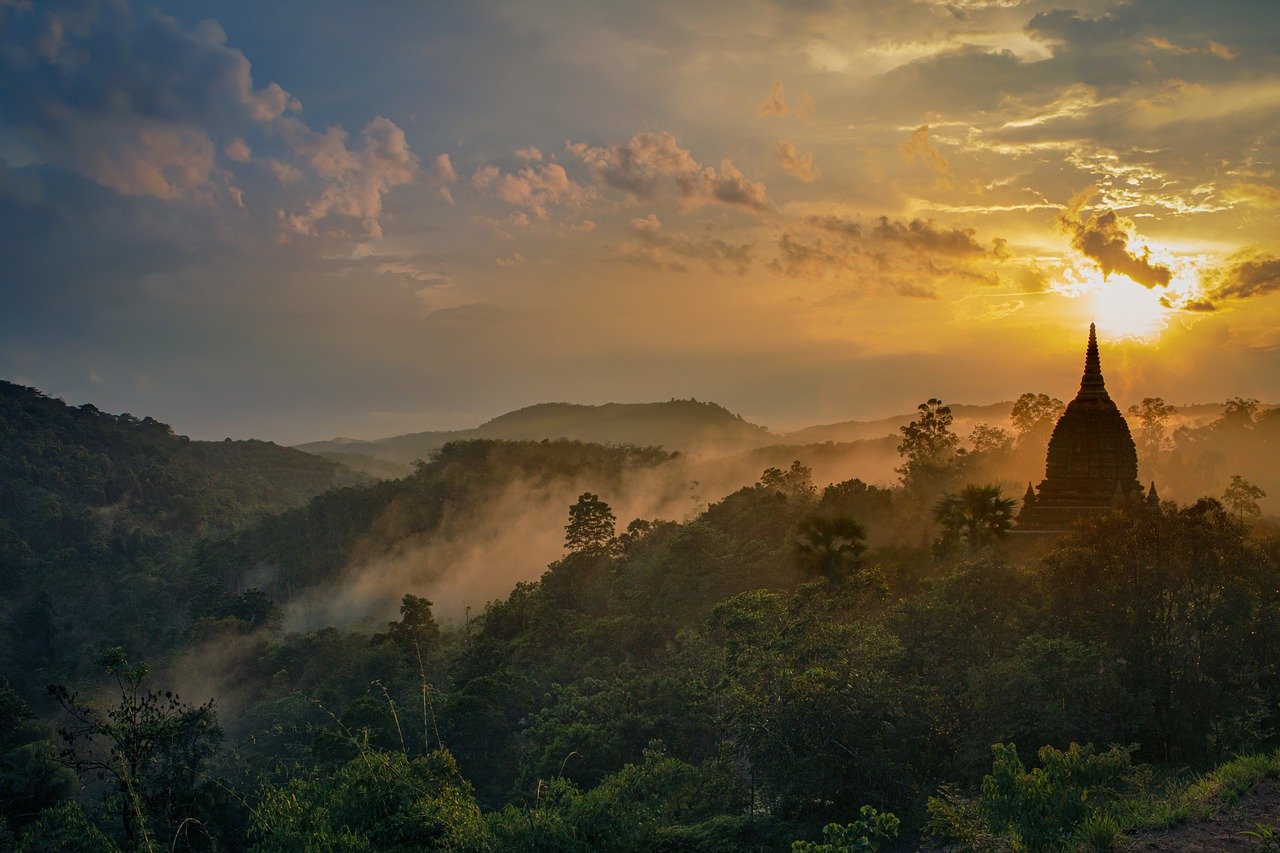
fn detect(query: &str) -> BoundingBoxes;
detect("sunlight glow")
[1050,267,1173,342]
[1091,276,1169,340]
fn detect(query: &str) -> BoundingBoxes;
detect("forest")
[2,379,1279,851]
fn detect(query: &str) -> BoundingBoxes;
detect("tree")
[376,593,441,647]
[1219,397,1260,431]
[0,683,72,837]
[968,423,1014,457]
[564,492,617,556]
[933,485,1017,552]
[792,806,900,853]
[47,649,222,849]
[1127,397,1176,462]
[760,461,818,499]
[792,514,867,582]
[897,399,963,490]
[1011,393,1064,447]
[1222,474,1266,518]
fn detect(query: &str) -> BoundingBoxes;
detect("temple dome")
[1016,324,1142,531]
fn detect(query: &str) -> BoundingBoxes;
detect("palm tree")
[934,484,1016,552]
[792,513,867,581]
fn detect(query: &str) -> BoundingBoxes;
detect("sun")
[1049,266,1176,342]
[1090,275,1170,340]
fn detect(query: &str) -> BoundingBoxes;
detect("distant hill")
[296,399,773,464]
[775,402,1017,445]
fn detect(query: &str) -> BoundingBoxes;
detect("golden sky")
[1,0,1277,441]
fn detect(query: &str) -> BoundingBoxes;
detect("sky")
[1,0,1278,444]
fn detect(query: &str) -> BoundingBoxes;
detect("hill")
[0,380,360,690]
[778,401,1017,445]
[295,399,772,464]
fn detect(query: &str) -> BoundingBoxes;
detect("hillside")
[295,399,773,464]
[0,381,360,690]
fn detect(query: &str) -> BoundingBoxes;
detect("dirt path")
[1127,779,1280,851]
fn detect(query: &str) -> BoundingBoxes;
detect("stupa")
[1016,323,1143,531]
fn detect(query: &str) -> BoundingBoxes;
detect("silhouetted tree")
[792,513,867,582]
[934,485,1016,552]
[47,649,222,849]
[897,399,963,490]
[968,423,1014,456]
[1011,393,1064,448]
[1128,397,1176,463]
[565,492,617,556]
[1222,474,1266,518]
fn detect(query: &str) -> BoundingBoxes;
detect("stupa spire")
[1078,322,1107,398]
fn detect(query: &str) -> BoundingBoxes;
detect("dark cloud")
[614,216,753,275]
[0,1,296,199]
[1056,199,1173,287]
[1198,253,1280,307]
[808,214,991,257]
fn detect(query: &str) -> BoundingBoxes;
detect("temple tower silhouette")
[1016,323,1143,531]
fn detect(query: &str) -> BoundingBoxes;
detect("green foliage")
[964,636,1132,770]
[489,746,756,852]
[48,648,223,848]
[0,682,72,835]
[16,801,119,852]
[251,748,486,851]
[928,743,1138,852]
[1242,823,1280,851]
[1039,498,1279,760]
[791,806,900,852]
[792,513,867,582]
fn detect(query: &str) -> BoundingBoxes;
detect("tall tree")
[47,649,222,849]
[897,399,963,490]
[1011,393,1064,448]
[1222,474,1266,518]
[1127,397,1177,463]
[564,492,617,556]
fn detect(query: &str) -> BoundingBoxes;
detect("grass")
[1114,750,1280,837]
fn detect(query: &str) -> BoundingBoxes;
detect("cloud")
[515,147,544,161]
[1225,182,1280,208]
[432,153,458,184]
[1146,36,1237,60]
[0,2,299,200]
[1199,251,1280,304]
[471,160,587,219]
[1055,189,1173,288]
[769,212,1009,299]
[900,125,949,174]
[776,140,820,182]
[619,216,753,275]
[759,80,788,116]
[224,138,252,163]
[282,116,421,238]
[567,131,770,211]
[809,215,990,257]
